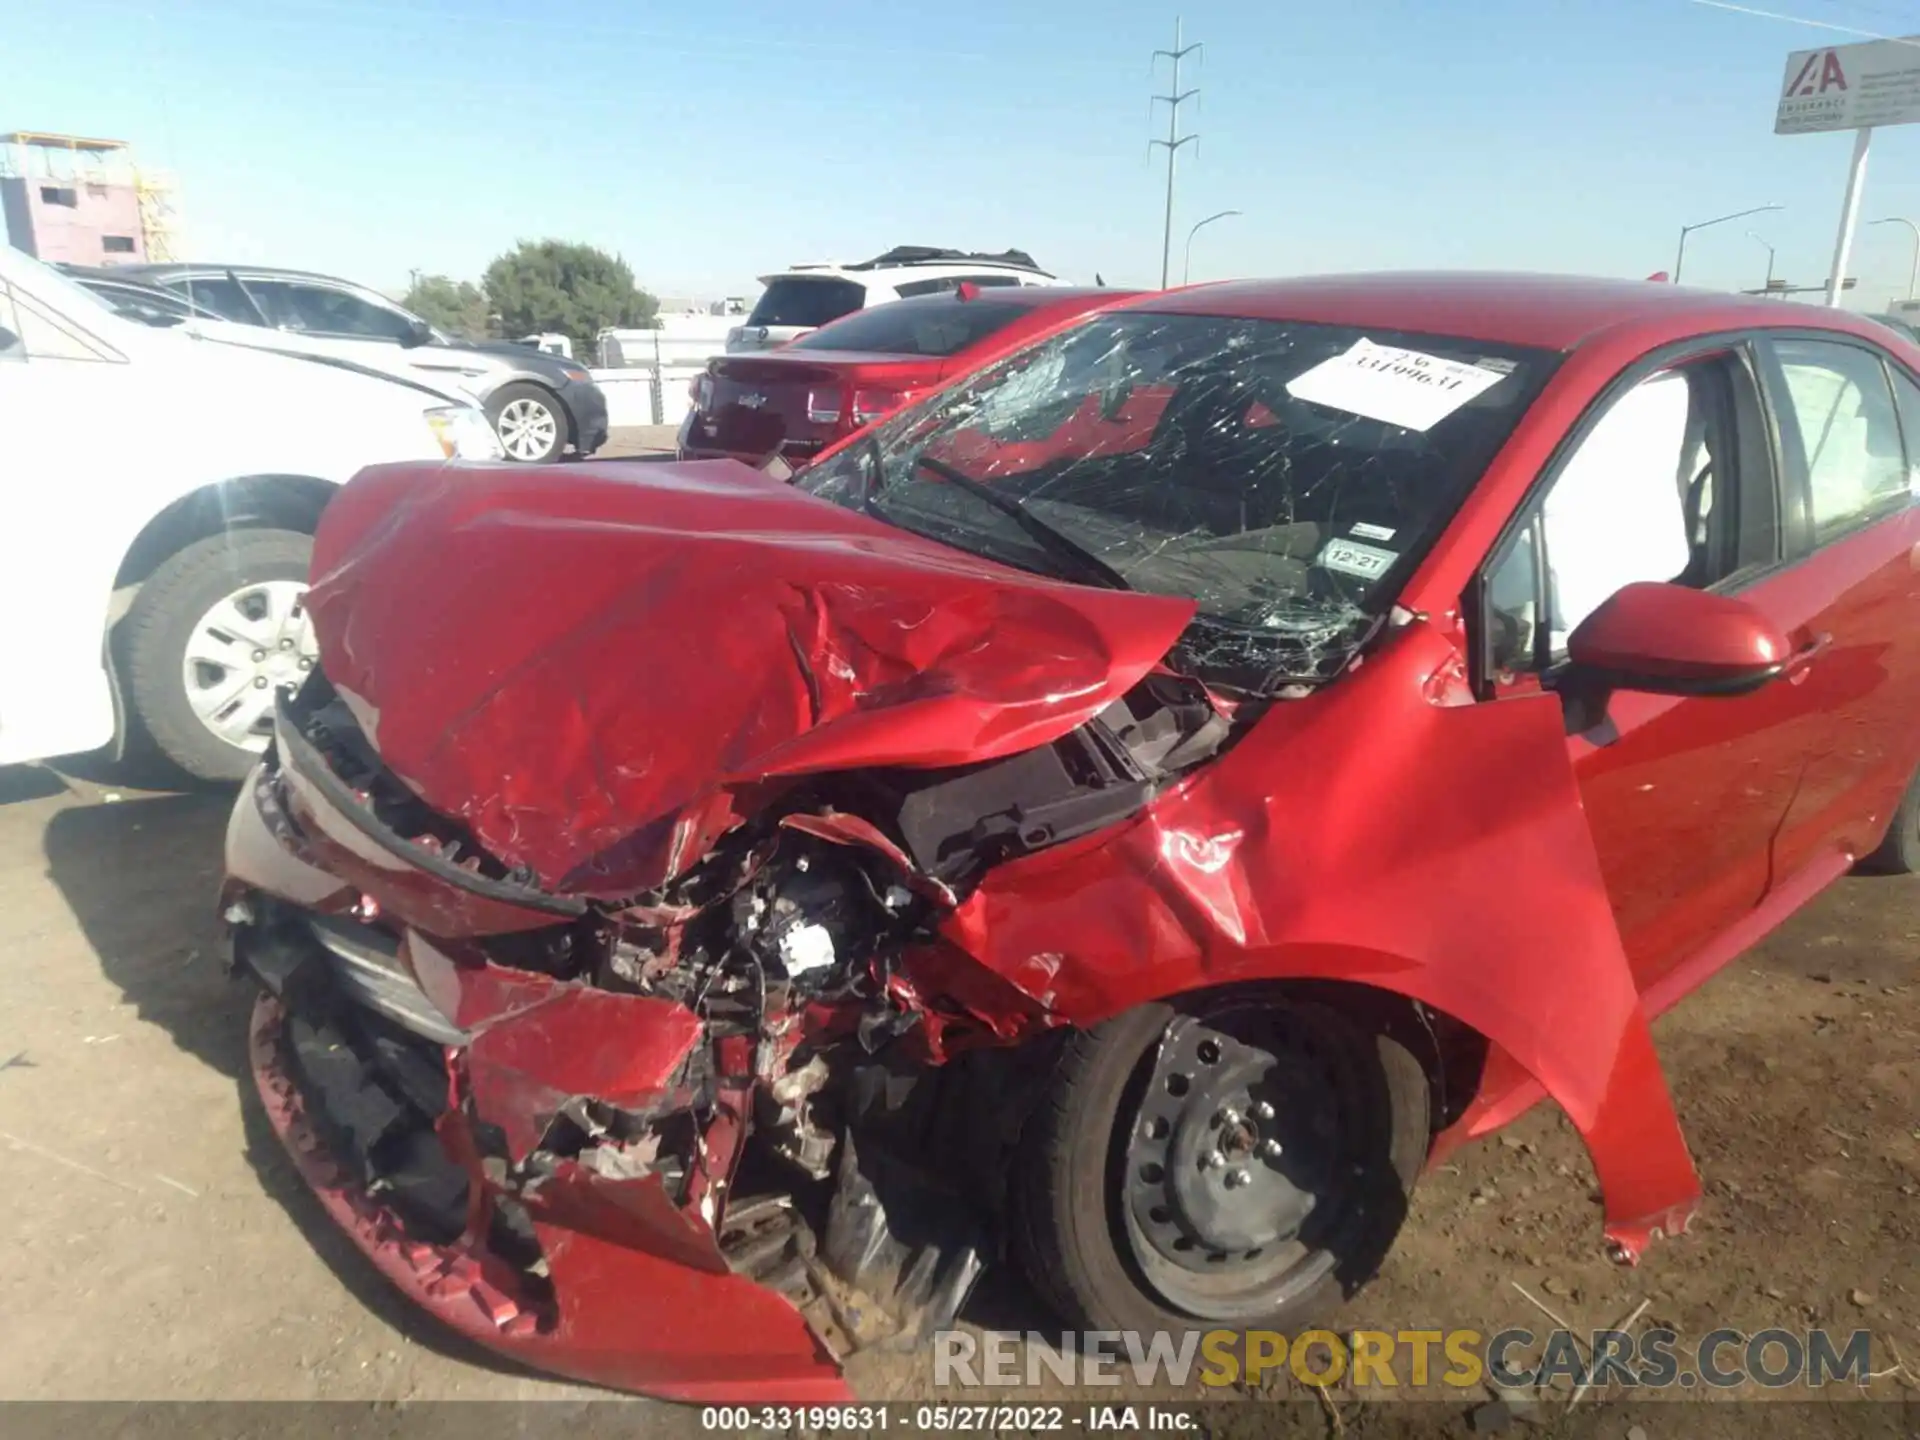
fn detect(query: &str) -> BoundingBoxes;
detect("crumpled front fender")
[936,622,1701,1261]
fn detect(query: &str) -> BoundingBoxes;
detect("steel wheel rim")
[179,579,315,751]
[497,397,559,460]
[1118,1004,1375,1319]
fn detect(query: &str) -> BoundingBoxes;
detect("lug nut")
[252,649,267,662]
[280,638,295,649]
[298,658,312,670]
[1253,1101,1275,1120]
[1223,1169,1249,1189]
[253,676,269,688]
[1262,1139,1283,1158]
[1198,1152,1218,1171]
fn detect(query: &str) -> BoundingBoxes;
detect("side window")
[1487,364,1733,674]
[248,281,418,342]
[1771,338,1908,542]
[161,276,255,322]
[6,290,110,361]
[1892,367,1920,496]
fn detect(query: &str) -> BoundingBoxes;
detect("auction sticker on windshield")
[1286,338,1509,432]
[1317,537,1398,580]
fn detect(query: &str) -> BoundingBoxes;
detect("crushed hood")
[304,460,1197,895]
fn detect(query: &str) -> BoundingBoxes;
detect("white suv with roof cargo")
[726,245,1066,353]
[0,244,502,784]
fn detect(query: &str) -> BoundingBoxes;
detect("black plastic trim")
[273,691,587,918]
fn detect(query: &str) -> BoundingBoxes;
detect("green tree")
[483,240,657,360]
[401,273,492,339]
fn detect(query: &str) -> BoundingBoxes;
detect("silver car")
[120,263,609,462]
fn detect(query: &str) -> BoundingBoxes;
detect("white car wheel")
[179,579,316,752]
[123,529,317,782]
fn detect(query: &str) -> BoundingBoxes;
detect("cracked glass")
[802,311,1556,692]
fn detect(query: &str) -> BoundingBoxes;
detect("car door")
[237,278,416,368]
[1754,333,1920,876]
[1477,337,1833,995]
[236,278,485,393]
[0,278,138,764]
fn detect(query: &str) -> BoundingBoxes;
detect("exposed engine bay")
[230,662,1236,1372]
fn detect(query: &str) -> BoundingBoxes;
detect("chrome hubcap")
[180,580,315,751]
[496,397,559,460]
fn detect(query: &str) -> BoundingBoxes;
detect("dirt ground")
[599,424,681,459]
[0,753,1915,1426]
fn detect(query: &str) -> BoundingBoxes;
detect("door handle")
[1781,631,1832,680]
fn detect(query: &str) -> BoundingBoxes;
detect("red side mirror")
[1567,582,1791,696]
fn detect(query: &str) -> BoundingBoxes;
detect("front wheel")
[123,528,316,782]
[1859,762,1920,874]
[1009,992,1429,1336]
[487,382,568,463]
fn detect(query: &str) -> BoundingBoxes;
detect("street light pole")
[1674,203,1783,284]
[1183,209,1241,284]
[1747,230,1776,293]
[1870,216,1920,301]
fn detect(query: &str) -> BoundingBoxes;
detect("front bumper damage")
[226,706,996,1400]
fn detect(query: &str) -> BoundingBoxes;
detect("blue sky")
[12,0,1920,307]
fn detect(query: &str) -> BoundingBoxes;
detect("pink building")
[1,133,153,267]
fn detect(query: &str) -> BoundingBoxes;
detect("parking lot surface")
[0,758,1914,1415]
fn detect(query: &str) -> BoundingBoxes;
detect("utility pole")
[1151,18,1201,289]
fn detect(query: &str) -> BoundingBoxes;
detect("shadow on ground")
[39,778,551,1383]
[0,765,67,807]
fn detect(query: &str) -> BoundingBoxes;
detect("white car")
[0,245,502,783]
[725,246,1066,353]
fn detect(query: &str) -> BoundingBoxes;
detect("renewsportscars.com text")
[933,1327,1877,1392]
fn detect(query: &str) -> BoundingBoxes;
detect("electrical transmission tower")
[1151,17,1201,289]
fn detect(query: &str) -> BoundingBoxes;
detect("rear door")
[244,279,493,396]
[1754,333,1920,876]
[1477,338,1831,994]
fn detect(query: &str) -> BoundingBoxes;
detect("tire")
[124,528,316,783]
[1009,992,1428,1337]
[486,382,568,463]
[1858,764,1920,874]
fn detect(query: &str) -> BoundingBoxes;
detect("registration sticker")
[1285,338,1510,432]
[1317,537,1399,580]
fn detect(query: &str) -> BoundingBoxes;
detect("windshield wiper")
[907,452,1131,591]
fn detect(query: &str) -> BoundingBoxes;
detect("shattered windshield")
[800,310,1555,692]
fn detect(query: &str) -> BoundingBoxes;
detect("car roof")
[760,260,1058,286]
[57,263,155,285]
[933,284,1131,310]
[121,262,370,287]
[1126,271,1895,351]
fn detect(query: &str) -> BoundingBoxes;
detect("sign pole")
[1827,125,1874,307]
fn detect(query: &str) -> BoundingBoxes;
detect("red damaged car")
[224,272,1920,1400]
[677,284,1133,469]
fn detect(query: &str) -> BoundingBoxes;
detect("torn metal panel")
[250,991,849,1400]
[940,621,1702,1251]
[303,460,1198,895]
